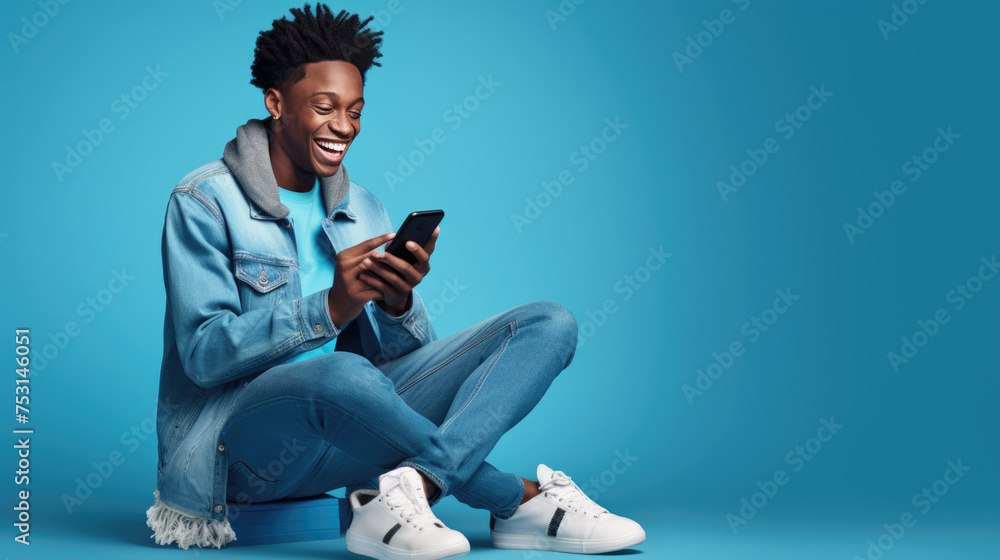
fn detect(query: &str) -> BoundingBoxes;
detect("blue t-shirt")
[277,180,340,364]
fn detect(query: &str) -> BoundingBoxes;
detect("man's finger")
[398,240,430,272]
[360,270,404,299]
[353,272,387,301]
[372,252,420,285]
[423,226,440,257]
[342,232,395,257]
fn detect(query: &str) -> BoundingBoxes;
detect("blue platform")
[225,494,349,547]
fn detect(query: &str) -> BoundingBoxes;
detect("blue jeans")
[220,300,577,519]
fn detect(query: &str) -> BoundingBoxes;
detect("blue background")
[2,1,997,558]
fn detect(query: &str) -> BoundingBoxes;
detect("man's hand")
[360,226,440,316]
[328,232,398,330]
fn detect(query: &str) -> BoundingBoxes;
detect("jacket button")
[218,444,226,453]
[259,270,269,285]
[314,323,323,335]
[214,504,224,514]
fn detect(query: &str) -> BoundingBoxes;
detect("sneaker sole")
[491,529,646,554]
[346,531,470,560]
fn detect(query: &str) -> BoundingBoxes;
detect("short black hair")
[250,3,383,91]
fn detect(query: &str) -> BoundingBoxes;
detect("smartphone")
[384,210,445,265]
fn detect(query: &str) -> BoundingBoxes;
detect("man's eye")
[315,106,333,112]
[349,112,362,119]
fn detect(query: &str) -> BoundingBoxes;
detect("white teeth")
[317,140,346,152]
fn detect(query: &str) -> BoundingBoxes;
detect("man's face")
[270,60,364,177]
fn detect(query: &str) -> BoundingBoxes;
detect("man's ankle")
[519,478,540,505]
[417,471,440,501]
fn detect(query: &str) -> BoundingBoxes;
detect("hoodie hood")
[222,117,349,219]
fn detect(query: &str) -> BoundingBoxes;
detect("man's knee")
[523,301,578,366]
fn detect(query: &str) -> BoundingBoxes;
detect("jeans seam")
[440,319,517,433]
[493,474,525,519]
[396,320,517,395]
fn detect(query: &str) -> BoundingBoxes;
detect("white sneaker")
[491,464,646,554]
[346,466,469,560]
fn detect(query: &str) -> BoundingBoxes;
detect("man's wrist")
[378,291,412,317]
[327,289,345,330]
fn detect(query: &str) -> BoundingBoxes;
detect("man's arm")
[364,209,439,359]
[372,287,437,360]
[163,189,339,389]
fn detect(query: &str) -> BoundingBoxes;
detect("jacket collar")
[222,117,354,221]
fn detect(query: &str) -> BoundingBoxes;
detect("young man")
[147,4,645,558]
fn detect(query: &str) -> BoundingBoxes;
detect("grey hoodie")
[222,117,349,218]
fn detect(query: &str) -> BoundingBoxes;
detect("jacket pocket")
[227,460,281,503]
[232,253,294,312]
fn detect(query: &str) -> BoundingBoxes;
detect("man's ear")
[264,88,283,119]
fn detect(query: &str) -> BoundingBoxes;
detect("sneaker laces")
[382,482,440,532]
[539,469,609,519]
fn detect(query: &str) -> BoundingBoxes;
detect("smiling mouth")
[315,139,348,154]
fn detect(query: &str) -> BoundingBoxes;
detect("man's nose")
[328,115,351,138]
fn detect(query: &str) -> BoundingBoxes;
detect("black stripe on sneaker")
[383,523,402,544]
[547,508,566,537]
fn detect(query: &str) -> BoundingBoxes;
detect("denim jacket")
[149,118,436,545]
